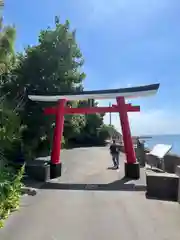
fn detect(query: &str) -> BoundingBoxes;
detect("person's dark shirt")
[110,143,120,154]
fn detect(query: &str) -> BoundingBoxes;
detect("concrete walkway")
[1,147,180,240]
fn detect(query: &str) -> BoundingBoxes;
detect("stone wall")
[146,151,180,173]
[120,145,180,173]
[161,154,180,173]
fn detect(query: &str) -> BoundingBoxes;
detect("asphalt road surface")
[1,147,180,240]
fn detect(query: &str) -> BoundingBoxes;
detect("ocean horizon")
[142,134,180,155]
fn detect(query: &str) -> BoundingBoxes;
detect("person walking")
[109,140,120,169]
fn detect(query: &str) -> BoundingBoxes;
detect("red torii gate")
[28,83,160,179]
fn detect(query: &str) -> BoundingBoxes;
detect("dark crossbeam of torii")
[28,83,160,179]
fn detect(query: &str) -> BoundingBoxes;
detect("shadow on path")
[41,177,147,192]
[22,175,44,191]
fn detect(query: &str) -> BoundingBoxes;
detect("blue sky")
[3,0,180,135]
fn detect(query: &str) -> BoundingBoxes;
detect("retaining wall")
[146,151,180,173]
[120,146,180,173]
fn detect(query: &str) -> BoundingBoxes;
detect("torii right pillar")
[117,96,140,179]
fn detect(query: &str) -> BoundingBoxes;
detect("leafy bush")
[0,164,24,228]
[0,100,24,228]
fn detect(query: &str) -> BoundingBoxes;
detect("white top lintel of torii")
[28,83,160,102]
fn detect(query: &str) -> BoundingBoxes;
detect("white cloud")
[103,109,180,136]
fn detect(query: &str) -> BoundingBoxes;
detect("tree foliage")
[0,14,25,228]
[0,17,20,156]
[1,16,119,160]
[0,17,16,75]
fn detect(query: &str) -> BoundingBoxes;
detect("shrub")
[0,164,24,228]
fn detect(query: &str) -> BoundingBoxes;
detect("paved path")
[1,147,180,240]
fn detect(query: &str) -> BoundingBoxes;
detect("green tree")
[0,17,16,75]
[0,17,20,159]
[2,16,118,157]
[0,12,25,228]
[4,16,86,158]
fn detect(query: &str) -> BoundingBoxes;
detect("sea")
[143,134,180,155]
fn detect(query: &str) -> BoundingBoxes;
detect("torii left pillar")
[50,99,66,178]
